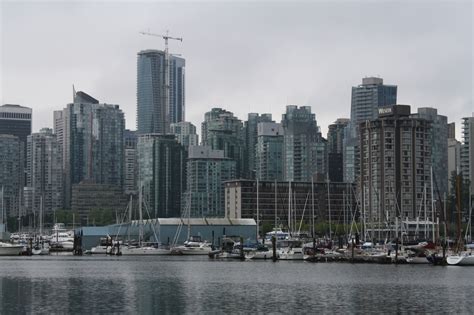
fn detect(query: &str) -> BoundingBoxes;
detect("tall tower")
[137,50,185,134]
[244,113,273,179]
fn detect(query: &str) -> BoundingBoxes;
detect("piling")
[351,238,355,263]
[240,236,244,260]
[272,236,277,262]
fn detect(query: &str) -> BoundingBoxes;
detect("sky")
[1,0,472,139]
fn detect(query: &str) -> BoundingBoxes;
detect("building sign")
[378,107,393,116]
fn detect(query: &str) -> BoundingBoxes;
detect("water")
[0,256,473,314]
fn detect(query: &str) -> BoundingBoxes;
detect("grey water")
[0,256,472,314]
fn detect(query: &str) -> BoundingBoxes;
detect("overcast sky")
[1,0,472,138]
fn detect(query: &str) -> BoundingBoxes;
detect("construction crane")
[139,30,183,54]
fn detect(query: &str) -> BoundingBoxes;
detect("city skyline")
[1,1,472,138]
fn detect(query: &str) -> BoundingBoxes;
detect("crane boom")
[139,30,183,54]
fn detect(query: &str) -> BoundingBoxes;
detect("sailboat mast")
[327,173,332,241]
[274,180,277,229]
[256,177,259,243]
[128,195,132,244]
[311,176,315,238]
[431,166,435,243]
[1,186,4,231]
[288,181,291,237]
[139,183,143,247]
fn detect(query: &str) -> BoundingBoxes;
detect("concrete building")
[137,50,185,134]
[244,113,274,179]
[411,107,448,198]
[461,114,474,198]
[448,122,456,139]
[59,91,125,207]
[186,146,236,218]
[124,130,138,195]
[137,134,186,218]
[255,122,284,181]
[25,128,62,218]
[170,121,199,148]
[224,180,356,236]
[344,77,397,183]
[71,181,128,225]
[0,135,22,220]
[359,105,432,239]
[327,118,350,182]
[281,105,327,182]
[201,108,244,177]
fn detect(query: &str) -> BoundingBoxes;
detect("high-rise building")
[201,108,244,177]
[448,122,456,139]
[255,122,284,181]
[0,104,32,147]
[186,146,236,218]
[344,77,397,183]
[170,121,198,148]
[281,105,327,182]
[60,91,125,207]
[327,118,350,182]
[24,128,62,218]
[137,134,185,218]
[448,138,461,195]
[244,113,273,179]
[359,105,432,239]
[411,107,448,198]
[460,115,474,198]
[137,50,185,134]
[124,130,138,195]
[0,135,22,220]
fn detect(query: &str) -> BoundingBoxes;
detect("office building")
[255,122,284,181]
[224,180,356,233]
[137,134,185,218]
[448,122,456,139]
[186,146,236,218]
[411,107,448,197]
[137,50,185,134]
[59,91,125,207]
[244,113,273,179]
[281,105,327,182]
[461,115,474,197]
[359,105,432,239]
[170,121,199,148]
[0,104,32,147]
[327,118,350,182]
[25,128,62,218]
[201,108,244,177]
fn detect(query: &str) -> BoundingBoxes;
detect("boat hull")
[447,254,474,266]
[118,247,171,255]
[0,245,23,256]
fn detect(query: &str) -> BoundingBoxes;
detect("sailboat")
[32,196,50,255]
[0,186,23,256]
[447,172,474,266]
[118,185,171,255]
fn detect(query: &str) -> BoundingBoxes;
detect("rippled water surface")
[0,255,473,313]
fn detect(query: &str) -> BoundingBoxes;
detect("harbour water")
[0,256,473,313]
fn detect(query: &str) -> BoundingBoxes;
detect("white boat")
[117,244,171,255]
[447,252,474,266]
[32,239,50,255]
[172,239,213,255]
[0,242,23,256]
[50,223,74,250]
[246,247,275,260]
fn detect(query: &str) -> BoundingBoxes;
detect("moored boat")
[0,242,23,256]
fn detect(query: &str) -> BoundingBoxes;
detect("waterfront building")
[344,77,397,183]
[186,146,236,218]
[71,181,128,225]
[137,134,185,218]
[25,128,62,218]
[124,130,138,195]
[244,113,274,179]
[460,114,474,198]
[359,105,432,238]
[281,105,327,182]
[170,121,199,148]
[201,108,244,177]
[411,107,448,198]
[0,135,22,220]
[327,118,350,182]
[59,91,125,207]
[224,179,356,234]
[137,50,185,134]
[255,122,284,181]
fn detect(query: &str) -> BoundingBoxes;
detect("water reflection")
[0,257,473,313]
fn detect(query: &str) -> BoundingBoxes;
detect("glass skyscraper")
[137,50,185,134]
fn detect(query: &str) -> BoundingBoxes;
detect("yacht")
[118,243,171,255]
[277,239,305,260]
[0,242,23,256]
[50,223,74,250]
[172,236,213,255]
